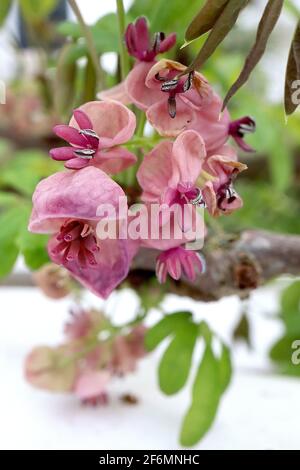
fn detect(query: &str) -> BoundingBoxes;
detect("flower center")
[75,129,100,160]
[53,220,100,268]
[229,117,256,139]
[156,71,194,118]
[176,183,206,207]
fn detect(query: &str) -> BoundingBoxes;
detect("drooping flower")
[98,17,176,103]
[202,145,247,216]
[110,325,146,375]
[64,308,103,340]
[50,100,136,174]
[137,130,206,240]
[125,16,176,62]
[24,346,76,392]
[228,116,256,152]
[127,59,213,136]
[74,370,111,404]
[29,167,138,299]
[156,246,205,283]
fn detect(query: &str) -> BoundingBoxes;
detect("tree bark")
[129,230,300,301]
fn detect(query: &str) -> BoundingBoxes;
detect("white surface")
[1,282,300,450]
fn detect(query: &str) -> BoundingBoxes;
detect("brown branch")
[129,230,300,301]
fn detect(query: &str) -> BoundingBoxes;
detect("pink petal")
[28,167,125,233]
[125,61,162,111]
[159,33,177,53]
[146,98,195,137]
[188,94,230,154]
[93,147,137,174]
[73,109,93,130]
[137,140,173,202]
[69,100,136,148]
[49,147,75,161]
[97,81,131,105]
[53,125,87,147]
[74,370,111,399]
[135,17,150,52]
[49,237,132,299]
[64,157,89,169]
[169,130,206,188]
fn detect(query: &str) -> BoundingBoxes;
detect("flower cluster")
[29,17,255,299]
[25,308,146,403]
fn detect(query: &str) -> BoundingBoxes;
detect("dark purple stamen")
[229,116,256,152]
[157,71,194,118]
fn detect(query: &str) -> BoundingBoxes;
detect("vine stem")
[68,0,104,88]
[116,0,130,80]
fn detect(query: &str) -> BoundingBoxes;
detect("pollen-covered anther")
[73,148,96,159]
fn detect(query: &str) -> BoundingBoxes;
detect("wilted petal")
[25,346,76,392]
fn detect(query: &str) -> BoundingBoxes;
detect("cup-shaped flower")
[202,146,247,216]
[29,167,137,299]
[50,100,136,174]
[98,18,176,103]
[127,59,213,132]
[125,16,176,62]
[156,246,205,283]
[138,129,205,207]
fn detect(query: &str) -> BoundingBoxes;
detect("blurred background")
[0,0,300,450]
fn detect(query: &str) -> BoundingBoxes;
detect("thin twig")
[68,0,104,88]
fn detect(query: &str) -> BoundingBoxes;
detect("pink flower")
[110,325,146,375]
[64,308,103,340]
[50,100,136,174]
[74,370,111,404]
[137,130,206,239]
[125,16,176,62]
[28,167,137,298]
[126,59,213,134]
[202,146,247,216]
[24,346,76,392]
[228,116,256,152]
[156,246,205,283]
[98,17,176,104]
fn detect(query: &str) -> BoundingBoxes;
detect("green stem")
[68,0,104,88]
[116,0,129,80]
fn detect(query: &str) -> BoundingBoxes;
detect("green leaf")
[145,311,192,352]
[0,150,61,196]
[18,229,49,270]
[189,0,249,71]
[185,0,229,41]
[0,0,12,27]
[218,343,232,394]
[285,21,300,116]
[159,321,198,395]
[56,21,81,39]
[19,0,59,23]
[279,281,300,335]
[233,313,251,346]
[270,335,297,362]
[0,205,28,277]
[180,344,220,447]
[222,0,284,109]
